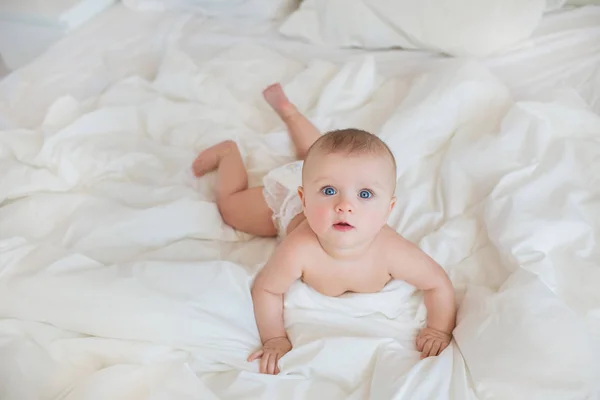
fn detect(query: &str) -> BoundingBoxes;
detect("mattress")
[0,3,599,400]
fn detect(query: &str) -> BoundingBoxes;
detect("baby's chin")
[322,227,373,246]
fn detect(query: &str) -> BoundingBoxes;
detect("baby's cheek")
[308,205,331,232]
[364,207,388,229]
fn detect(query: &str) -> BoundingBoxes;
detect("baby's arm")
[249,236,304,373]
[388,237,456,356]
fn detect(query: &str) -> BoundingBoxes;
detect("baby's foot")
[192,140,235,177]
[263,83,297,118]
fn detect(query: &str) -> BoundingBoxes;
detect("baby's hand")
[416,327,452,359]
[248,336,292,375]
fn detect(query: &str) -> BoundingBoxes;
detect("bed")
[0,1,599,399]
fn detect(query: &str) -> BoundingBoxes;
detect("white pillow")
[279,0,549,56]
[122,0,299,20]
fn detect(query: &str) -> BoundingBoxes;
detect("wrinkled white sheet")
[1,4,600,400]
[2,4,599,131]
[279,0,554,56]
[122,0,298,21]
[1,40,599,399]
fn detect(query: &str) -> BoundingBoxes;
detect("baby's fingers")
[429,340,442,357]
[416,335,425,352]
[267,353,279,375]
[248,349,263,362]
[420,339,434,359]
[260,353,272,374]
[274,352,283,375]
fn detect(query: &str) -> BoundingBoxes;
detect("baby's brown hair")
[303,128,397,183]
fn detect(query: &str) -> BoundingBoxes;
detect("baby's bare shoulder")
[278,221,322,258]
[371,226,424,268]
[253,224,318,292]
[376,226,445,286]
[377,225,413,252]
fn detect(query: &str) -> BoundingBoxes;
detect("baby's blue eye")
[322,187,337,196]
[359,190,372,199]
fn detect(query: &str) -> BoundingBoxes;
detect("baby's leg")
[263,83,321,160]
[192,140,277,237]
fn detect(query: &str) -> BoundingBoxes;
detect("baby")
[192,84,457,375]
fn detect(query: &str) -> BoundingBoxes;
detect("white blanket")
[279,0,551,56]
[1,43,599,399]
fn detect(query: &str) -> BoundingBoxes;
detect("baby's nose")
[335,200,353,213]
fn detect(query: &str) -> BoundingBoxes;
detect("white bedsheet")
[279,0,549,56]
[1,4,600,400]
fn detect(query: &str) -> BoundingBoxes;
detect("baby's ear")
[389,196,397,212]
[297,186,306,208]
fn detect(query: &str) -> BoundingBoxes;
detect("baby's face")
[299,152,396,249]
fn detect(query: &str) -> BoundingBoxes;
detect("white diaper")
[262,160,304,237]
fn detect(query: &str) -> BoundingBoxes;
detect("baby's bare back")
[286,222,398,297]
